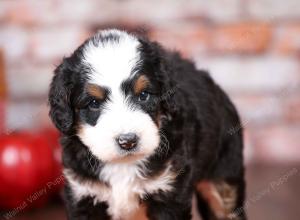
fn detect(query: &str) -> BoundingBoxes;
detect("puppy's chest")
[66,164,175,220]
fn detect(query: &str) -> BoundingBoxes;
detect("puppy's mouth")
[111,151,146,164]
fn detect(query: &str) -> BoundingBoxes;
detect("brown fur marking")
[196,181,226,219]
[86,83,105,99]
[134,75,150,95]
[196,180,239,219]
[126,203,148,220]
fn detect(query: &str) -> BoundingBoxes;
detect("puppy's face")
[50,30,168,163]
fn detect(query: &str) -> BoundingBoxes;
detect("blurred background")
[0,0,299,219]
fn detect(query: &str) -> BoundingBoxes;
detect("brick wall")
[0,0,299,164]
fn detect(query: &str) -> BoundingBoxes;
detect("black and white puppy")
[49,29,246,220]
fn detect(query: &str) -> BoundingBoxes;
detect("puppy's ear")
[139,38,178,116]
[155,47,178,117]
[48,62,74,134]
[160,59,178,115]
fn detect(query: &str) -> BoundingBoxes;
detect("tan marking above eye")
[86,83,105,99]
[134,75,150,95]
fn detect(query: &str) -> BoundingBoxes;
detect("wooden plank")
[0,49,6,133]
[0,49,6,99]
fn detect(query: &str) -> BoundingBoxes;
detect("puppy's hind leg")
[195,180,246,220]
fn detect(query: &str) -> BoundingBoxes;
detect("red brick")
[0,1,10,21]
[247,0,300,20]
[149,24,210,57]
[244,128,255,164]
[0,50,6,99]
[276,24,300,54]
[29,28,87,63]
[1,1,96,26]
[197,56,300,93]
[0,26,29,64]
[228,91,300,131]
[210,23,272,54]
[7,65,53,99]
[5,101,50,133]
[283,96,300,123]
[250,125,300,163]
[176,0,242,22]
[231,95,283,127]
[1,1,54,26]
[5,2,37,26]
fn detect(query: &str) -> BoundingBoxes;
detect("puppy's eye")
[88,99,101,110]
[138,91,150,102]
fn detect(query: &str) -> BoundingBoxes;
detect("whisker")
[157,130,170,157]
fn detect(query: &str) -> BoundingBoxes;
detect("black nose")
[116,133,138,150]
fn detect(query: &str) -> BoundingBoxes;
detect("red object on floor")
[0,130,63,209]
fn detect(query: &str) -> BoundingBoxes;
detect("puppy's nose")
[116,133,138,150]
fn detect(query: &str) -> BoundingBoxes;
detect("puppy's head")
[49,29,175,163]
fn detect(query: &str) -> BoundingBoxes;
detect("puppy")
[49,29,246,220]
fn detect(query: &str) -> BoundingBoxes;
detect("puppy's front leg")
[146,198,192,220]
[65,197,110,220]
[64,186,110,220]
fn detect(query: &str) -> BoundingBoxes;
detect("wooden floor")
[2,164,300,220]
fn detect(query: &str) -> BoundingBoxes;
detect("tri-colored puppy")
[49,29,246,220]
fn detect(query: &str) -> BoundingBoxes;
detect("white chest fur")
[64,163,175,220]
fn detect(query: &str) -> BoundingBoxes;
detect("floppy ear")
[155,46,179,117]
[48,62,74,135]
[159,58,178,116]
[138,38,178,116]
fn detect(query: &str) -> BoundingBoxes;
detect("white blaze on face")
[78,30,160,162]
